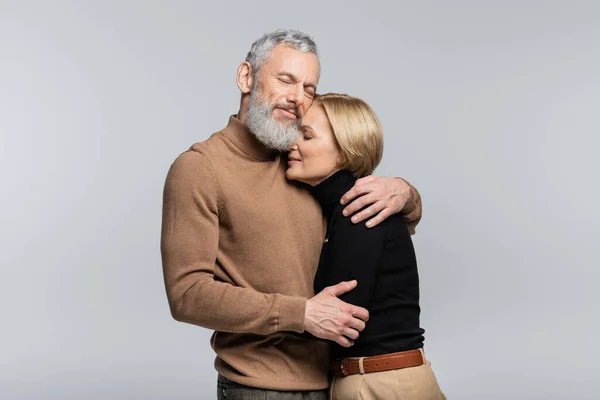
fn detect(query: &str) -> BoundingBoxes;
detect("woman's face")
[286,105,341,186]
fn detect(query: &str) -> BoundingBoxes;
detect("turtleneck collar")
[311,170,357,217]
[220,115,278,161]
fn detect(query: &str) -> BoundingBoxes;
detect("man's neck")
[237,95,250,125]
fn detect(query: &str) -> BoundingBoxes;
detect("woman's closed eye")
[301,129,314,141]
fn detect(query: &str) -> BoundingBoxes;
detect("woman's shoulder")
[334,207,392,238]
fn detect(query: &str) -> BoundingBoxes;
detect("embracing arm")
[340,176,422,234]
[161,150,306,335]
[398,178,422,235]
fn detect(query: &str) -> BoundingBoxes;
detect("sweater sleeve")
[161,150,306,335]
[326,215,387,309]
[398,179,422,235]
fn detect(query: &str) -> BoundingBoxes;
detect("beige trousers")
[329,351,446,400]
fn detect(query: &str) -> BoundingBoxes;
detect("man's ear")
[237,61,254,94]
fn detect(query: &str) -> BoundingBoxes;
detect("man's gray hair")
[245,29,319,76]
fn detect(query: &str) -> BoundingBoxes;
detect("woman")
[286,93,446,400]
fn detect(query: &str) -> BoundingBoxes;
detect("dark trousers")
[217,374,327,400]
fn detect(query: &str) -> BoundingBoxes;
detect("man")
[161,30,422,399]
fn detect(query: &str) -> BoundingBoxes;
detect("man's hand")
[304,280,369,347]
[340,176,412,228]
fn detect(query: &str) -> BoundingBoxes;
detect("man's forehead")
[263,45,320,82]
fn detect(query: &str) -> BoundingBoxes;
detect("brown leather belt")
[331,349,425,377]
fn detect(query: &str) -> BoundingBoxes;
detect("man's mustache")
[271,103,299,119]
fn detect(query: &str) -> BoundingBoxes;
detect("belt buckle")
[335,359,348,377]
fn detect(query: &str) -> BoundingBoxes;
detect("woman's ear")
[237,62,254,94]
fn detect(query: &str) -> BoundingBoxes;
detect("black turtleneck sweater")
[311,170,425,360]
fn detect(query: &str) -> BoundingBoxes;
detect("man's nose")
[286,83,305,107]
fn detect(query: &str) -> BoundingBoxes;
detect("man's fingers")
[348,316,366,332]
[342,192,379,217]
[350,305,369,322]
[349,201,385,224]
[356,175,376,185]
[340,185,369,206]
[340,175,377,205]
[342,328,360,341]
[335,336,354,348]
[326,280,357,297]
[364,206,393,228]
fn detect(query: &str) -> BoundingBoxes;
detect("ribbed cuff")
[276,294,307,333]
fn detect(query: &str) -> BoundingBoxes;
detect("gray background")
[1,1,598,399]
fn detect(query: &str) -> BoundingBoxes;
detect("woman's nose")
[288,143,298,151]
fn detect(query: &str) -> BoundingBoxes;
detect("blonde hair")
[313,93,384,177]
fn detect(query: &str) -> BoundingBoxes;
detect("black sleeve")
[325,214,387,308]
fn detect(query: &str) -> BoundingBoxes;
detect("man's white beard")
[246,87,299,152]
